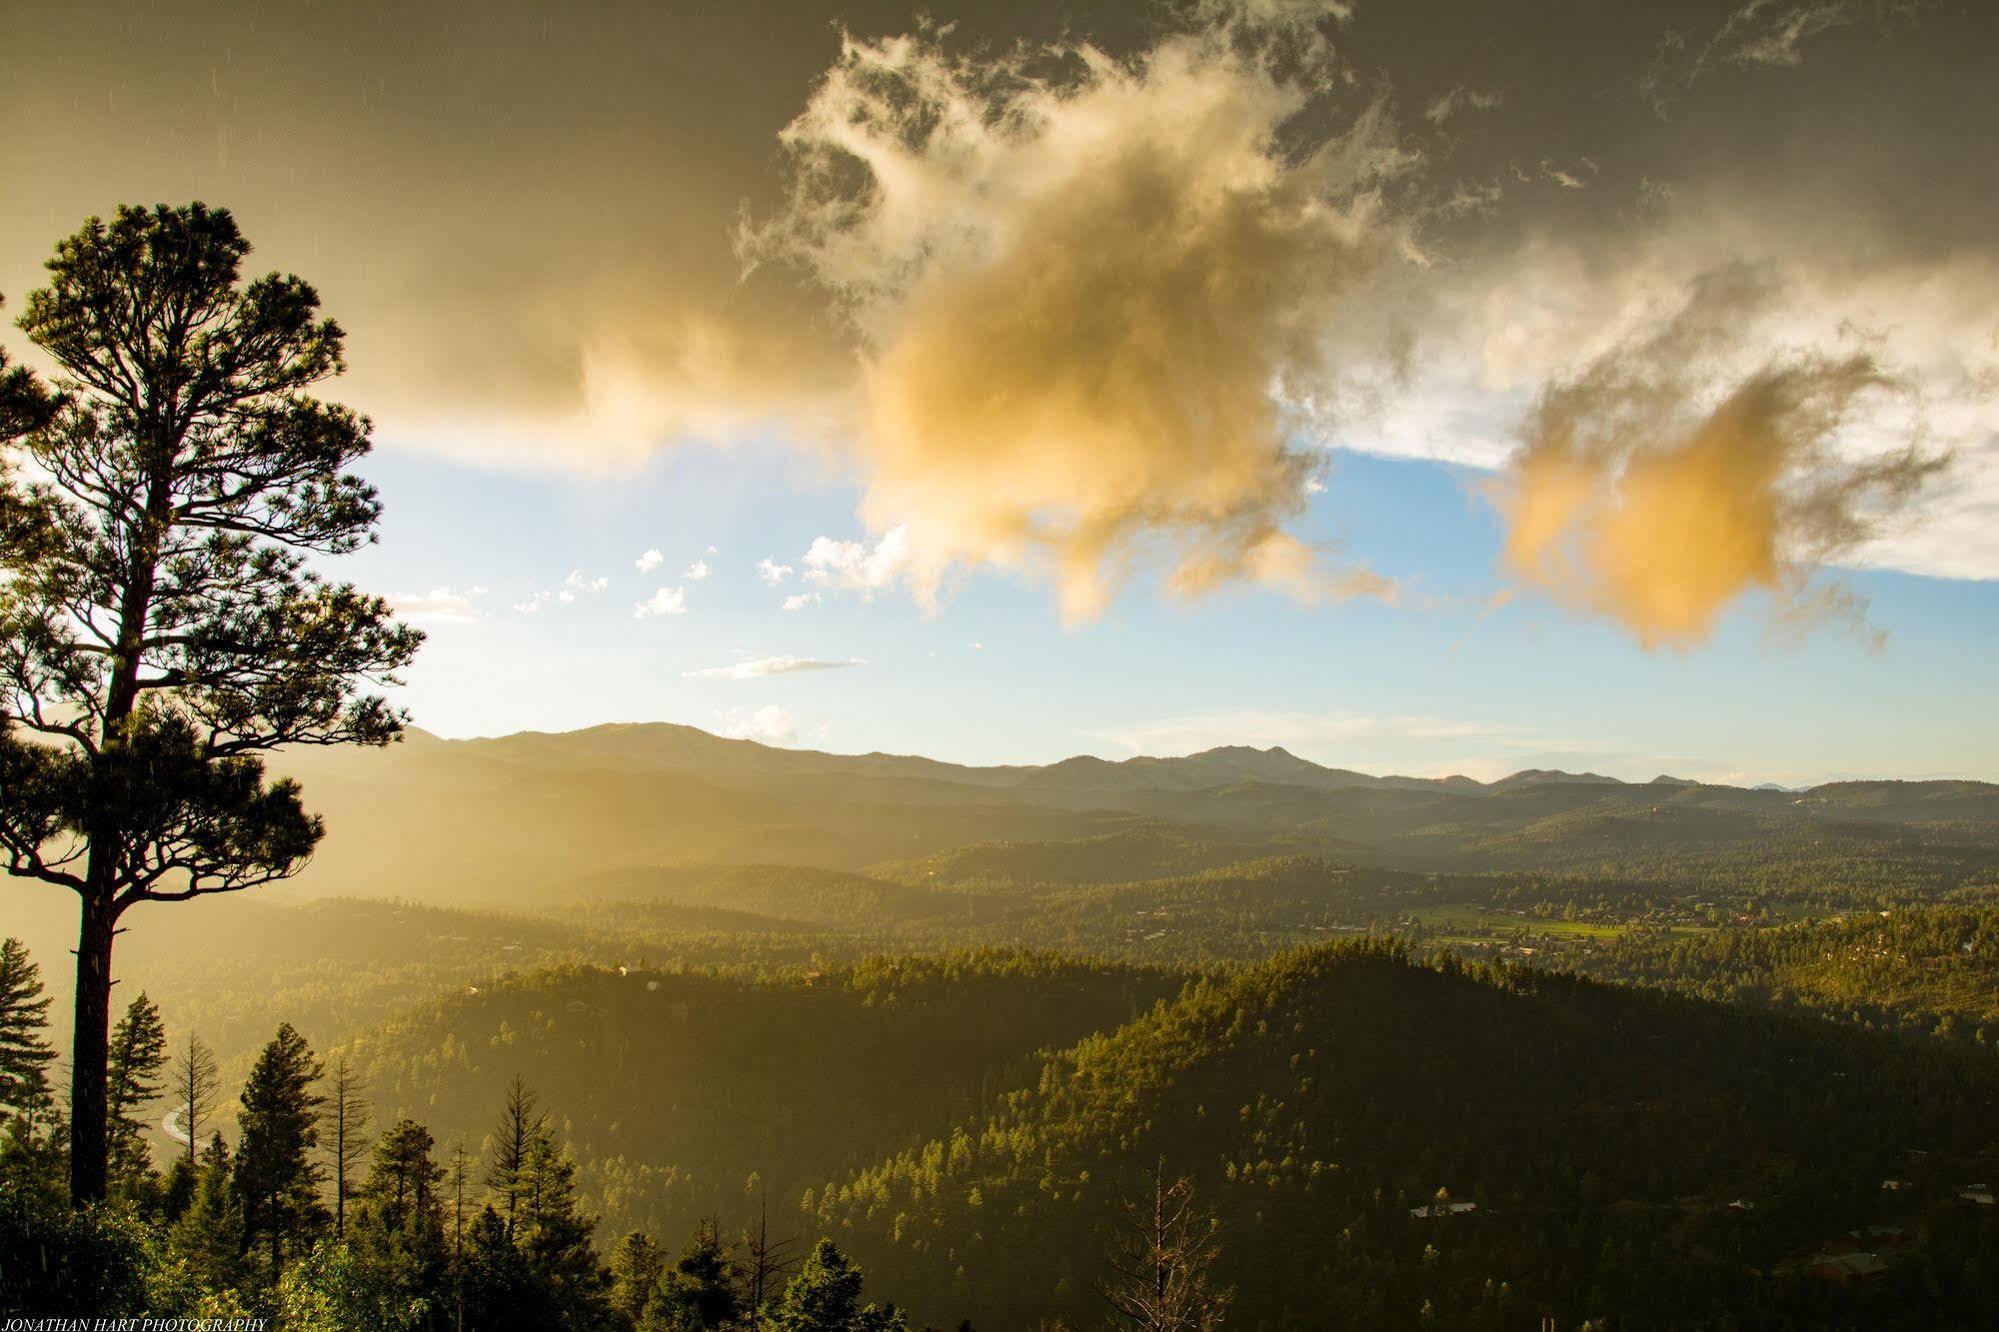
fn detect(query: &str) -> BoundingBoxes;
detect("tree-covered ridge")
[809,939,1999,1330]
[335,950,1186,1241]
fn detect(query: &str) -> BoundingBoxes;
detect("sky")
[1,0,1995,785]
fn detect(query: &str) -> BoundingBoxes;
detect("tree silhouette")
[485,1075,547,1242]
[326,1054,373,1237]
[1098,1160,1231,1332]
[0,937,57,1126]
[233,1021,327,1280]
[105,989,168,1189]
[169,1029,222,1175]
[0,203,422,1204]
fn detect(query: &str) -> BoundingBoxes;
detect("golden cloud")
[744,22,1408,620]
[1497,267,1948,648]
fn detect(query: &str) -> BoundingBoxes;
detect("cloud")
[684,559,711,580]
[1495,266,1948,648]
[744,18,1407,620]
[556,569,611,604]
[714,703,821,748]
[633,586,689,618]
[780,591,822,612]
[683,656,864,680]
[389,587,483,624]
[801,526,913,598]
[756,557,795,585]
[1424,85,1502,126]
[636,548,664,573]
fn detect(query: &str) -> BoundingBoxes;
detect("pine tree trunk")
[70,885,117,1204]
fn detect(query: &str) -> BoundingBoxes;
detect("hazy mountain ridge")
[387,722,1997,804]
[269,723,1999,907]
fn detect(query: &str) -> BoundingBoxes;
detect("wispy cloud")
[756,557,795,585]
[684,559,711,581]
[636,548,664,573]
[780,591,821,612]
[559,569,610,604]
[683,655,864,680]
[389,587,484,624]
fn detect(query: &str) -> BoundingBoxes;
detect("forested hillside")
[335,952,1185,1241]
[810,941,1999,1330]
[1566,906,1999,1041]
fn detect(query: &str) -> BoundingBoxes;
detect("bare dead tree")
[741,1172,801,1330]
[325,1054,372,1237]
[449,1142,471,1332]
[168,1028,221,1174]
[1098,1159,1232,1332]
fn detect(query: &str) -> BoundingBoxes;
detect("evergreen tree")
[515,1127,607,1328]
[233,1022,326,1278]
[662,1218,743,1330]
[769,1239,907,1332]
[365,1117,446,1234]
[485,1075,545,1241]
[105,989,168,1189]
[0,203,422,1204]
[0,937,56,1122]
[332,1117,449,1331]
[458,1204,538,1332]
[0,294,58,448]
[607,1229,664,1328]
[169,1132,246,1296]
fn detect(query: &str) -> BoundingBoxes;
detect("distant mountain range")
[268,722,1999,908]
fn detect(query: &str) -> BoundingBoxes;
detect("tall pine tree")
[106,989,168,1189]
[233,1022,326,1279]
[0,204,422,1204]
[0,937,56,1124]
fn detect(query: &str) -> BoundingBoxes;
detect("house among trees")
[1408,1200,1479,1219]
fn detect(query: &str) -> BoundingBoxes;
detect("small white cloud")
[781,591,821,612]
[714,703,824,748]
[513,591,550,615]
[390,587,483,624]
[634,586,689,619]
[706,544,719,555]
[565,569,610,593]
[800,526,912,599]
[636,548,664,573]
[683,655,864,680]
[685,559,711,581]
[757,557,795,585]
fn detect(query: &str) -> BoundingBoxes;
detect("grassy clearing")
[1408,904,1713,942]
